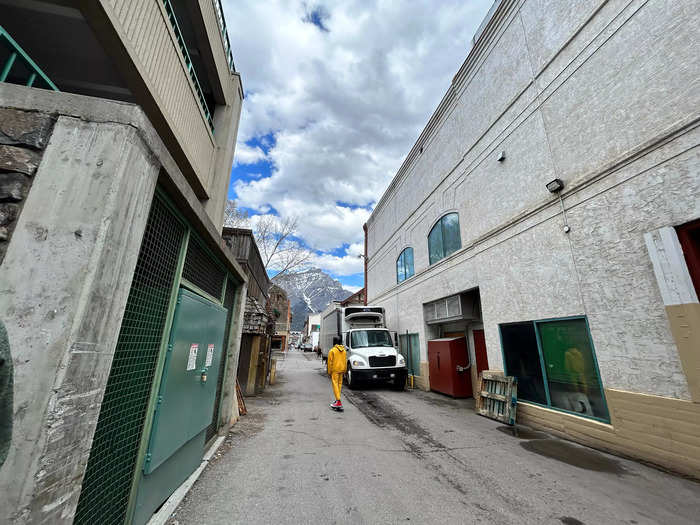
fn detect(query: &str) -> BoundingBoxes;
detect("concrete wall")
[366,0,700,400]
[0,85,248,523]
[0,114,160,522]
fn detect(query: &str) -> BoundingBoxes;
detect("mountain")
[272,268,354,331]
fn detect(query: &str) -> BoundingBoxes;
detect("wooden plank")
[480,391,507,402]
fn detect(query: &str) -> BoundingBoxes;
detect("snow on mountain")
[272,268,354,331]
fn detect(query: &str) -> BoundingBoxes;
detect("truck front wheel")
[345,365,360,390]
[391,373,406,391]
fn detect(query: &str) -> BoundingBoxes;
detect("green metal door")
[133,288,227,524]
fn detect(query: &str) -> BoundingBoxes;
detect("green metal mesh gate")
[206,277,237,442]
[75,194,185,525]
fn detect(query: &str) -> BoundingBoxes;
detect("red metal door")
[473,329,489,375]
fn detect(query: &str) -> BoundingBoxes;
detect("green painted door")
[133,288,228,524]
[399,333,420,376]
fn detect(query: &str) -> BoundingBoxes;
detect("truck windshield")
[350,330,393,348]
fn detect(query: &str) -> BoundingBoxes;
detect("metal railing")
[0,24,58,91]
[162,0,214,132]
[211,0,236,73]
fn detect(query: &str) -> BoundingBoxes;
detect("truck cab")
[321,304,407,390]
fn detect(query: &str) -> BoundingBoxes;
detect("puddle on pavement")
[559,517,585,525]
[521,439,627,475]
[496,425,548,440]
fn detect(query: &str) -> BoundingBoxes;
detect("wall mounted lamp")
[497,150,506,162]
[546,179,570,233]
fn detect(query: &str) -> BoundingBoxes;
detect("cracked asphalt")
[170,352,700,525]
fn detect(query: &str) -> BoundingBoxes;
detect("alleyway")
[170,353,700,525]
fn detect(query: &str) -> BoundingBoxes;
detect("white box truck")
[320,302,407,390]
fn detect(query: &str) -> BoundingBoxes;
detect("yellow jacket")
[327,344,347,375]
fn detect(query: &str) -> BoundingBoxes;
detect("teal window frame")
[499,315,610,423]
[396,247,415,283]
[428,213,461,265]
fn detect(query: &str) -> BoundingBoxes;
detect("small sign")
[205,344,215,367]
[187,344,198,371]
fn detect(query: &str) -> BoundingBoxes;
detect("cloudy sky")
[222,0,493,291]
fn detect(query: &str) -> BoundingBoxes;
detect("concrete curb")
[146,436,226,525]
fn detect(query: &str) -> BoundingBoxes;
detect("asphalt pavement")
[170,351,700,525]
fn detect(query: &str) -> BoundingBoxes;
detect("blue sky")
[223,0,493,292]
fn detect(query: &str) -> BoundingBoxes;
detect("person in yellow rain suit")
[327,336,347,410]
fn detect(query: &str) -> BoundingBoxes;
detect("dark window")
[396,247,415,283]
[500,317,609,421]
[500,323,547,405]
[428,213,461,264]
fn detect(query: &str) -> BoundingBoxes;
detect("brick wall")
[0,108,55,265]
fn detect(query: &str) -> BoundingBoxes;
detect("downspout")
[363,223,368,305]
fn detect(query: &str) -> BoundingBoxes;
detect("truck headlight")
[397,354,405,365]
[352,360,366,367]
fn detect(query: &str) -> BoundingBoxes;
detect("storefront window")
[500,322,547,405]
[537,319,609,420]
[500,316,609,422]
[428,213,461,264]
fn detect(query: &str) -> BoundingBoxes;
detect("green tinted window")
[397,247,415,283]
[441,213,461,257]
[428,213,461,264]
[537,319,609,420]
[396,251,405,283]
[500,316,609,422]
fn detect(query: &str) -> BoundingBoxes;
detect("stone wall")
[0,108,55,265]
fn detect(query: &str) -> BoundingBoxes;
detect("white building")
[364,0,700,478]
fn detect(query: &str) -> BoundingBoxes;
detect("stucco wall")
[366,0,700,400]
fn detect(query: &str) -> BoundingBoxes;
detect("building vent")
[423,292,480,325]
[182,234,226,299]
[75,192,186,525]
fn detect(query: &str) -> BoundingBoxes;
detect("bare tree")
[224,199,250,228]
[254,215,312,277]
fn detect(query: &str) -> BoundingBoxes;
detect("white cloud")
[223,0,493,256]
[343,285,363,293]
[312,250,364,276]
[234,143,267,165]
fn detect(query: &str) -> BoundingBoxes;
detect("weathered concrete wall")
[366,0,700,401]
[0,115,160,522]
[0,108,55,264]
[0,85,249,523]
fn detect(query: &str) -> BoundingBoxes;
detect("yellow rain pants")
[327,344,347,401]
[331,373,343,401]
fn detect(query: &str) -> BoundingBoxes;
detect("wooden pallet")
[475,371,517,425]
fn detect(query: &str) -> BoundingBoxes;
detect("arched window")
[428,213,461,264]
[396,247,415,283]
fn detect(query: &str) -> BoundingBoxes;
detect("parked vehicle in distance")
[303,343,313,352]
[320,303,406,390]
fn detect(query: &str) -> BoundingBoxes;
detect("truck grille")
[369,356,396,367]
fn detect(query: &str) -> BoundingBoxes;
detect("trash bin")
[427,337,472,398]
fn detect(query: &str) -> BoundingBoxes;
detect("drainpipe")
[363,223,368,305]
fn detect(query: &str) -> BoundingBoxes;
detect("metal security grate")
[182,234,226,300]
[75,194,185,525]
[206,277,238,442]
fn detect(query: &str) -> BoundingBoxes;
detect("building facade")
[223,227,274,396]
[365,0,700,477]
[0,1,246,523]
